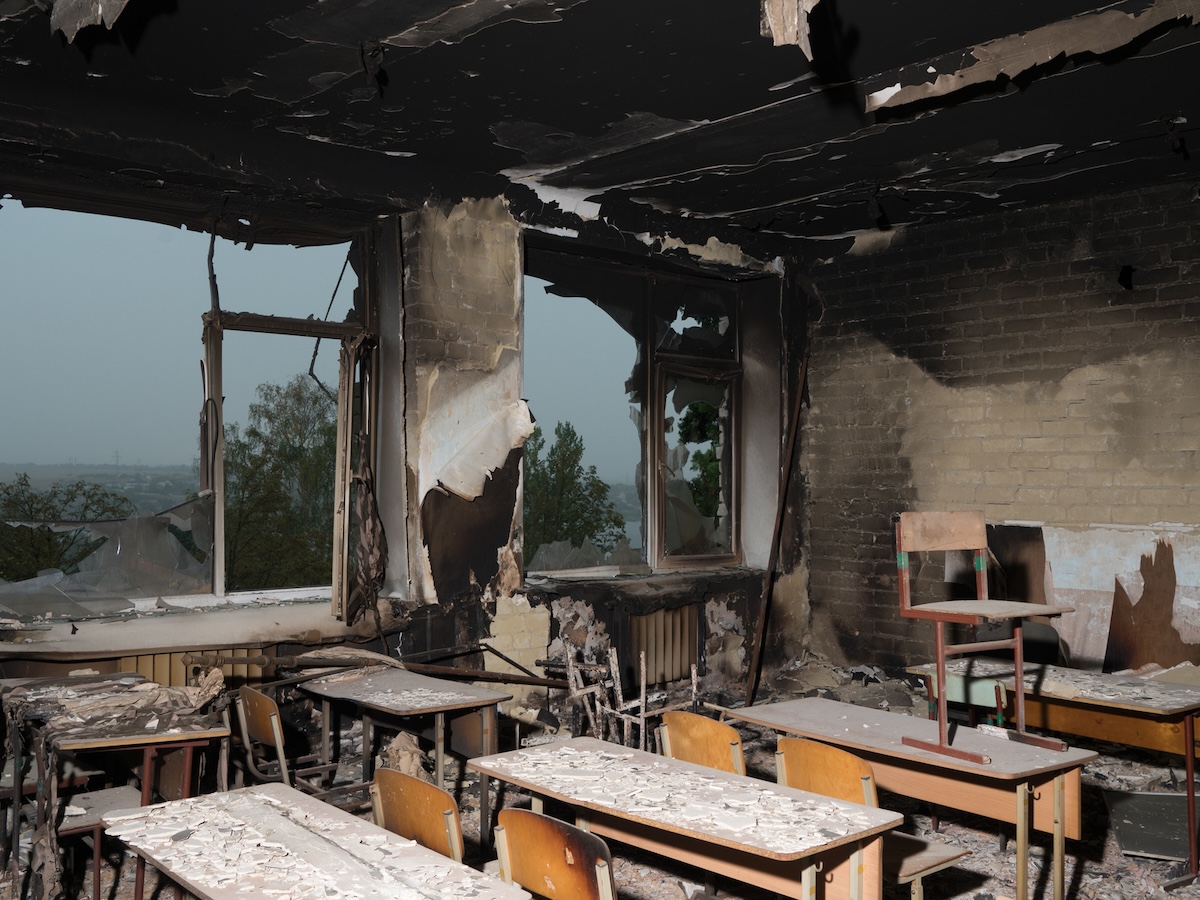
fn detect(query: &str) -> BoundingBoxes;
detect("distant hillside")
[0,462,198,515]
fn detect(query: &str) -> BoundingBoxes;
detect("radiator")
[629,605,698,686]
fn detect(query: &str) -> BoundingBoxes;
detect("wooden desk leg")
[1016,780,1029,900]
[482,704,497,755]
[9,723,21,885]
[850,842,863,900]
[434,711,445,787]
[363,712,375,782]
[1166,711,1199,891]
[320,699,332,766]
[134,746,155,900]
[801,861,816,898]
[1189,712,1198,880]
[478,771,492,848]
[1053,773,1065,900]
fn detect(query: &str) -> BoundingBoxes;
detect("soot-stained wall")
[799,181,1200,670]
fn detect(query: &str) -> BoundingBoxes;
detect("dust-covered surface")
[7,656,1200,900]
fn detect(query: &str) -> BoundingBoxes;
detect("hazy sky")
[0,200,348,469]
[524,278,641,485]
[0,201,638,483]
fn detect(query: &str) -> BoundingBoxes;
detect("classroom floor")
[5,657,1200,900]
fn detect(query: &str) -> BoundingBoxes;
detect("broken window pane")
[661,371,734,558]
[654,278,737,360]
[0,490,213,622]
[0,198,356,619]
[523,275,644,572]
[524,245,741,573]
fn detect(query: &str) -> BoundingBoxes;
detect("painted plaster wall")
[799,181,1200,670]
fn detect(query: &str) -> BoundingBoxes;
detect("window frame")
[649,360,740,568]
[522,246,745,575]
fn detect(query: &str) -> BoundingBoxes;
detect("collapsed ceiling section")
[0,0,1195,259]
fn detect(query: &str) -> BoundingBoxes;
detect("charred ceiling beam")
[864,0,1200,113]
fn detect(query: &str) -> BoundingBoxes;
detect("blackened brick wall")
[798,182,1200,668]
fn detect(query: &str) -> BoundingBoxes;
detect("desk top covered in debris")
[908,659,1200,716]
[470,736,902,861]
[1,669,227,751]
[299,665,511,716]
[103,782,531,900]
[725,697,1098,778]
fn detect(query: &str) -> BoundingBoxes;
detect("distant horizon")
[1,201,349,468]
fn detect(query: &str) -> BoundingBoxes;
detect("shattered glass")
[0,494,213,624]
[662,372,733,558]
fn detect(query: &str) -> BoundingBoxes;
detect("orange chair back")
[659,710,745,775]
[775,736,877,806]
[371,768,463,862]
[496,808,616,900]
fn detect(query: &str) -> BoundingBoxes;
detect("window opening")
[0,198,366,625]
[522,277,643,572]
[523,248,740,574]
[660,369,735,559]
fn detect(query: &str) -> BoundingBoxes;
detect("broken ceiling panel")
[0,0,1196,258]
[272,0,587,51]
[864,0,1200,113]
[45,0,132,42]
[760,0,821,60]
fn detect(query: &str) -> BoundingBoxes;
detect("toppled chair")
[370,768,464,862]
[495,808,617,900]
[896,510,1072,762]
[776,737,969,900]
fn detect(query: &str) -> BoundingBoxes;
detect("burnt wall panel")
[399,197,527,605]
[800,181,1200,669]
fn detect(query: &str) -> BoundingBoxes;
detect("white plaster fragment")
[866,83,903,109]
[503,176,602,219]
[988,143,1062,163]
[438,399,533,501]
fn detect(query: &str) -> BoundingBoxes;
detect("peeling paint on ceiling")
[0,0,1196,261]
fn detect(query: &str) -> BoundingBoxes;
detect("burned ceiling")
[0,0,1195,259]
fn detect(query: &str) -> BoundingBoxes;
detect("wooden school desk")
[910,657,1200,888]
[470,736,903,900]
[723,697,1097,900]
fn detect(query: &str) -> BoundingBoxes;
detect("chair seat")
[884,832,970,883]
[904,599,1073,622]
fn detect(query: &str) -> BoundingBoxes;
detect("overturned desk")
[300,665,511,786]
[104,782,531,899]
[723,697,1097,900]
[471,736,902,900]
[910,657,1200,888]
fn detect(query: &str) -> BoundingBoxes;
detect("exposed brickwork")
[799,182,1200,669]
[400,198,523,603]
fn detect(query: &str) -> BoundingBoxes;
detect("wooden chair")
[776,737,969,900]
[494,808,617,900]
[896,510,1072,762]
[370,768,464,862]
[232,686,340,796]
[657,710,745,775]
